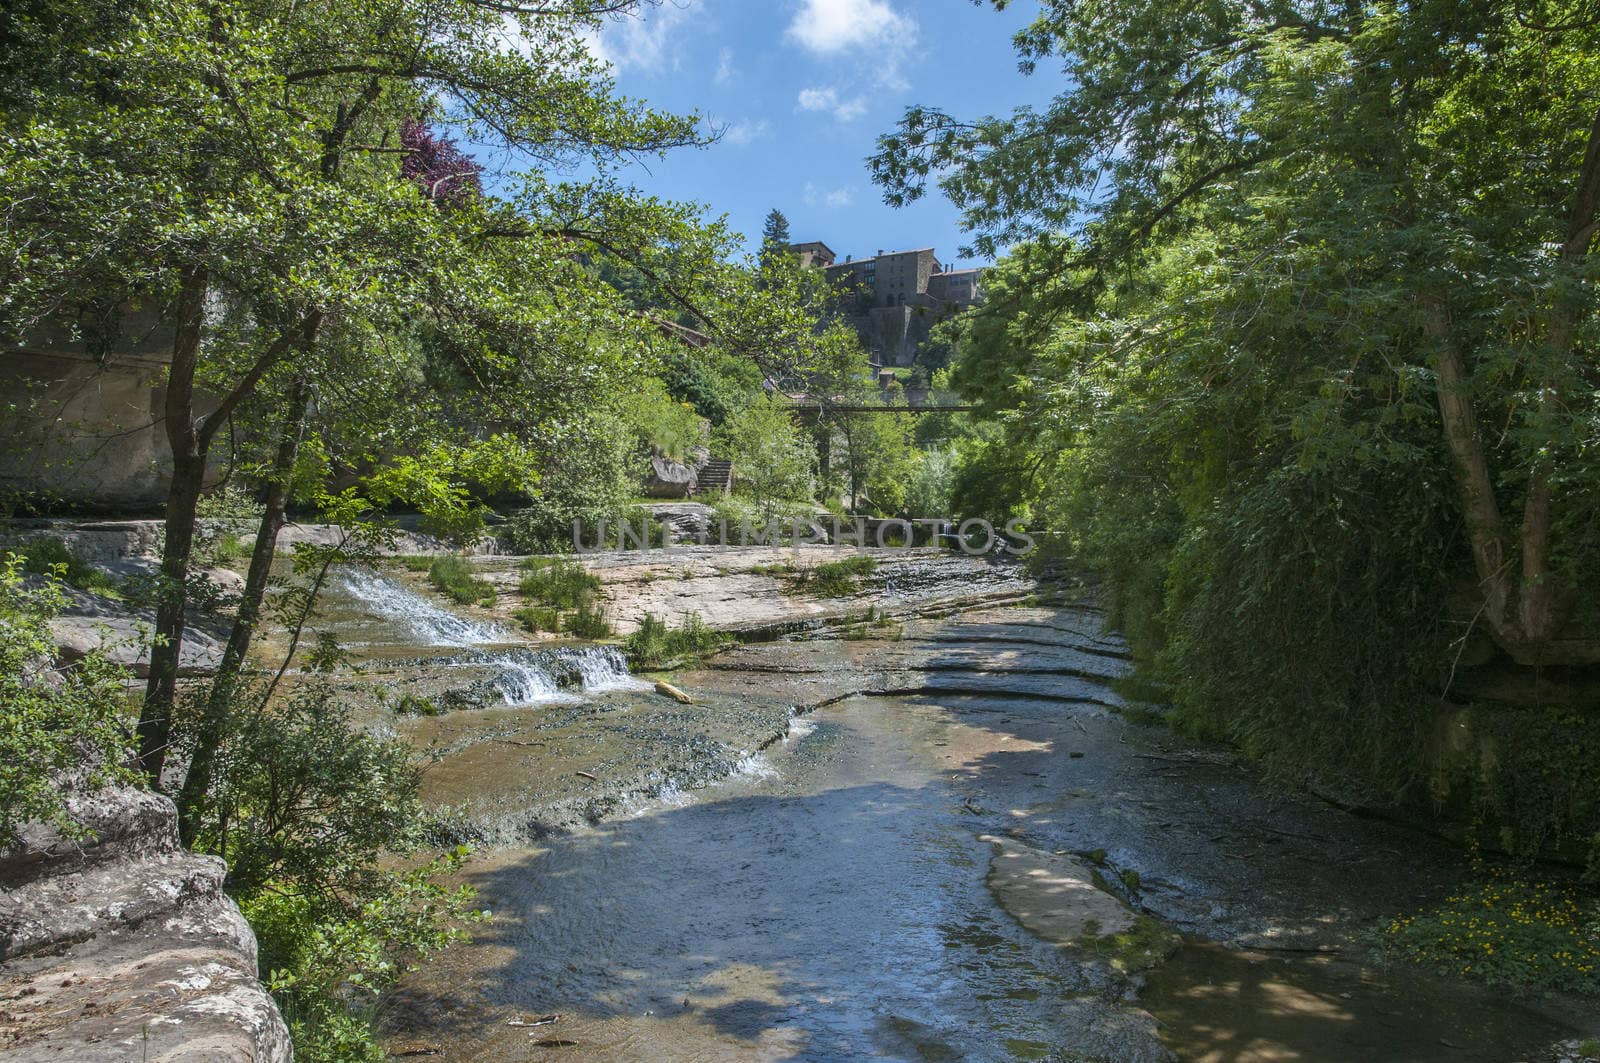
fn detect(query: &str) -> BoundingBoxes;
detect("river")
[298,560,1587,1061]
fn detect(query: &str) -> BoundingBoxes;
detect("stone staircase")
[693,458,733,498]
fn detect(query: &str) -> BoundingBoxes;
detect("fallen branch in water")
[507,1014,561,1028]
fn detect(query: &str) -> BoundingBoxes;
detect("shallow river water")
[385,689,1579,1061]
[307,563,1590,1061]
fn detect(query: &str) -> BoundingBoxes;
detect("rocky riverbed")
[367,583,1598,1061]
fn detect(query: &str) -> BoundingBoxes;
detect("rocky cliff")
[0,779,290,1061]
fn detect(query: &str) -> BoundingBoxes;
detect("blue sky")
[575,0,1062,270]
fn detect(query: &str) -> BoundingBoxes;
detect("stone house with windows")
[792,243,984,366]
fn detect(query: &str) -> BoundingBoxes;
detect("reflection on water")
[388,695,1580,1063]
[388,700,1150,1062]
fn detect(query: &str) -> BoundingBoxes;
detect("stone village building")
[788,242,984,367]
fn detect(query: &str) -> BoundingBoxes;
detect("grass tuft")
[427,555,495,607]
[625,612,728,669]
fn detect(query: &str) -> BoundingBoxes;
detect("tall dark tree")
[759,207,792,267]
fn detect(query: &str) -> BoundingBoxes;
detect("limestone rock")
[642,456,697,499]
[46,585,223,677]
[980,834,1135,944]
[642,502,714,543]
[0,782,289,1061]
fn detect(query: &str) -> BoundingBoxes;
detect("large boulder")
[45,583,223,678]
[0,779,290,1061]
[642,455,697,499]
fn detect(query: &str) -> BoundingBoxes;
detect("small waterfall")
[556,646,652,693]
[480,646,649,706]
[338,567,506,646]
[490,655,568,706]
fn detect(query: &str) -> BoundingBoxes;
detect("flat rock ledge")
[0,782,289,1062]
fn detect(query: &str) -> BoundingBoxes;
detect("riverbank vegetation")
[871,1,1600,876]
[625,611,729,669]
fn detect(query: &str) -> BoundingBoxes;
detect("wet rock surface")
[0,782,289,1061]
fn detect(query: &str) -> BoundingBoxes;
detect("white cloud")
[581,0,702,75]
[786,0,912,54]
[714,46,735,85]
[721,118,770,146]
[804,181,855,209]
[797,85,867,122]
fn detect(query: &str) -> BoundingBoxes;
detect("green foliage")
[1446,707,1600,870]
[798,555,876,598]
[622,378,705,463]
[518,557,601,609]
[515,556,604,634]
[191,682,425,899]
[512,605,560,633]
[759,208,792,268]
[186,679,482,1061]
[392,693,441,717]
[246,848,484,1063]
[426,555,494,607]
[714,392,817,518]
[11,536,121,596]
[504,420,649,553]
[625,612,728,669]
[196,483,266,567]
[562,601,612,639]
[834,408,915,514]
[0,555,135,847]
[904,448,955,520]
[868,0,1600,836]
[1380,873,1600,995]
[659,344,763,427]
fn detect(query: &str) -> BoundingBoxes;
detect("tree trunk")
[177,377,311,847]
[1519,103,1600,646]
[136,266,208,786]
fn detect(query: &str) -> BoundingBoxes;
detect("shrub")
[246,847,483,1063]
[186,680,483,1063]
[0,555,135,847]
[511,605,560,633]
[798,555,876,597]
[518,557,600,608]
[426,555,494,606]
[625,611,728,668]
[393,693,442,716]
[563,602,612,639]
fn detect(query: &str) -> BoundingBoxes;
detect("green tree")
[875,0,1600,670]
[716,392,816,520]
[871,1,1600,818]
[1,0,841,790]
[759,207,793,268]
